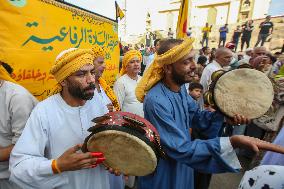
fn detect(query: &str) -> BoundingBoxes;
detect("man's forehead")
[174,49,195,64]
[256,50,266,53]
[184,50,195,58]
[130,56,140,61]
[77,64,95,71]
[94,57,104,63]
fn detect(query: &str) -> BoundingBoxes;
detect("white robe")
[9,94,109,189]
[93,85,125,189]
[113,74,144,117]
[199,61,223,109]
[200,60,223,92]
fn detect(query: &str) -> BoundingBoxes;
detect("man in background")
[0,61,37,189]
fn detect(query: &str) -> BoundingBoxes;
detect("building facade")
[159,0,271,35]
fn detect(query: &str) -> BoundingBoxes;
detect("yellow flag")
[176,0,188,39]
[115,1,125,20]
[0,65,17,84]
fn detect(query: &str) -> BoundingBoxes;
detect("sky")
[64,0,117,20]
[268,0,284,16]
[117,0,169,35]
[64,0,170,35]
[63,0,284,38]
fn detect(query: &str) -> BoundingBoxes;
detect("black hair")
[188,82,203,91]
[0,61,13,74]
[201,46,209,53]
[266,53,277,63]
[157,38,183,55]
[197,55,207,66]
[154,39,161,47]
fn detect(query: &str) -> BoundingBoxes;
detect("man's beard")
[67,82,96,100]
[171,67,193,85]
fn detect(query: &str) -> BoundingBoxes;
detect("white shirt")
[144,54,155,72]
[200,60,223,92]
[113,74,144,117]
[94,84,112,107]
[9,94,110,189]
[0,81,37,179]
[199,61,223,109]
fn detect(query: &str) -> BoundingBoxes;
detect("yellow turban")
[135,37,195,102]
[51,48,94,83]
[120,50,142,76]
[92,45,106,60]
[0,64,17,84]
[49,48,94,95]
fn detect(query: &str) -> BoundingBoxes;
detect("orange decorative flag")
[176,0,188,39]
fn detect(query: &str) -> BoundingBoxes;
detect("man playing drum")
[9,48,112,189]
[135,38,284,189]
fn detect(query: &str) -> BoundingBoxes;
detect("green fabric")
[275,64,284,79]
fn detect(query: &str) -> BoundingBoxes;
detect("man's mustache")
[84,83,96,91]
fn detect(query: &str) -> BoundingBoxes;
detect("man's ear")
[163,64,172,74]
[60,79,67,87]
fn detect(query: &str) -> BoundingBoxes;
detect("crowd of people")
[117,35,284,189]
[200,15,274,52]
[0,25,284,189]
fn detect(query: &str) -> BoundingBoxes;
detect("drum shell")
[82,111,165,176]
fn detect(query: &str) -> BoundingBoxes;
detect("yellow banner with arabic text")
[0,0,119,100]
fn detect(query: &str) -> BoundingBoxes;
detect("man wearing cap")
[135,38,283,189]
[92,45,120,113]
[91,46,124,189]
[0,62,37,189]
[9,48,111,189]
[114,50,144,118]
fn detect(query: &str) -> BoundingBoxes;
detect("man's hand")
[204,105,215,112]
[229,135,284,154]
[105,166,129,180]
[225,114,250,125]
[105,167,122,176]
[0,145,14,161]
[57,144,105,172]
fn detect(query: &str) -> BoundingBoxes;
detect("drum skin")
[213,68,274,119]
[87,129,157,176]
[83,111,165,176]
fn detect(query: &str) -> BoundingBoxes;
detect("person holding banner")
[92,45,120,113]
[0,62,37,189]
[9,48,112,189]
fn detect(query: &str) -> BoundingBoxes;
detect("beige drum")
[204,68,274,119]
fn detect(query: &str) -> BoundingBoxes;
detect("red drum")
[82,111,165,176]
